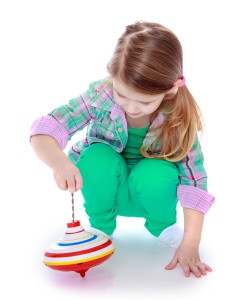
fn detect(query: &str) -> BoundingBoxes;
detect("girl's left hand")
[164,241,212,278]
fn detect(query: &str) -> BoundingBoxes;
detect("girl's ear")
[163,78,185,100]
[172,77,185,89]
[165,80,180,96]
[166,77,185,96]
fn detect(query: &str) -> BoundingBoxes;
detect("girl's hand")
[165,240,212,278]
[53,160,83,193]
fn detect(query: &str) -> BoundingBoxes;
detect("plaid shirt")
[30,78,215,213]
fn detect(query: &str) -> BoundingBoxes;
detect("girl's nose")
[126,103,138,114]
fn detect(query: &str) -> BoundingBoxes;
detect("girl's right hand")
[30,135,83,193]
[53,160,83,193]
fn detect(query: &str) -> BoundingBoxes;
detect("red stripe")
[45,253,114,277]
[44,239,112,258]
[65,229,84,234]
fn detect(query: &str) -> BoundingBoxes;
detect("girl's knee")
[76,143,127,173]
[130,159,179,189]
[76,143,128,199]
[129,159,179,212]
[79,143,118,162]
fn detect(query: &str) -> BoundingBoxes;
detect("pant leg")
[129,158,179,237]
[76,143,129,235]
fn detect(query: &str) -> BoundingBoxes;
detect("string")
[71,193,75,223]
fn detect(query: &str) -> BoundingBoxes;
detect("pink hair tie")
[178,76,186,87]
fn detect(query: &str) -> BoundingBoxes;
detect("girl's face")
[112,77,165,119]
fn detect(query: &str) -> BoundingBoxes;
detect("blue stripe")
[58,235,97,246]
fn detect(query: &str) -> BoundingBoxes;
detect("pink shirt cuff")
[29,116,70,150]
[177,184,215,214]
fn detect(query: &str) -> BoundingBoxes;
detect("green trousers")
[76,143,179,237]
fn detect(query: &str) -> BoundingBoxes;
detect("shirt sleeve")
[175,135,215,213]
[30,115,70,149]
[29,86,94,149]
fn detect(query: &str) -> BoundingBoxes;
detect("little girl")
[30,21,215,278]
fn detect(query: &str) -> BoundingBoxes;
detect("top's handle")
[71,193,75,223]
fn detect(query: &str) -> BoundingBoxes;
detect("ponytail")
[141,85,203,162]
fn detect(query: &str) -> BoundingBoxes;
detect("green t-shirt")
[121,125,150,167]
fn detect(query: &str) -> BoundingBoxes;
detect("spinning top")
[42,193,115,277]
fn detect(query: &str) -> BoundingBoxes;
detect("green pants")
[76,143,179,237]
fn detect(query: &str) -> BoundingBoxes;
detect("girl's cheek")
[144,106,156,113]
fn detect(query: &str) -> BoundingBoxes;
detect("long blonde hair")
[107,21,203,162]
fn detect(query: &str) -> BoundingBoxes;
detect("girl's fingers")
[65,174,83,193]
[165,255,178,270]
[74,174,83,190]
[59,179,68,190]
[180,262,191,277]
[181,262,212,278]
[204,263,213,272]
[188,263,202,278]
[196,262,210,275]
[67,178,76,193]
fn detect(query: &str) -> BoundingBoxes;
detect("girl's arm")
[165,208,212,278]
[183,207,203,246]
[175,135,215,214]
[31,134,83,193]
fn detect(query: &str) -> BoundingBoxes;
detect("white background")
[1,0,242,299]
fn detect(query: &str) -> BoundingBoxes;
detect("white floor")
[3,165,243,300]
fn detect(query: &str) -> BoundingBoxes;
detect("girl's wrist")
[181,237,201,248]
